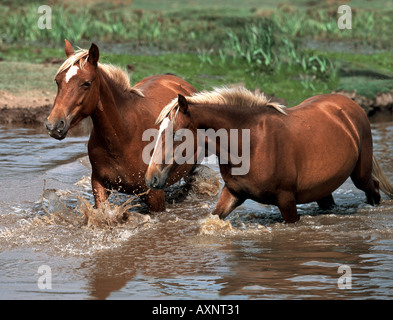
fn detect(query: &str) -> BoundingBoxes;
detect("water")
[1,121,393,300]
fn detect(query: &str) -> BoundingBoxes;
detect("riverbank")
[1,86,392,125]
[1,0,392,123]
[0,91,53,124]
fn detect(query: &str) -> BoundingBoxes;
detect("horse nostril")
[58,120,65,130]
[151,175,159,187]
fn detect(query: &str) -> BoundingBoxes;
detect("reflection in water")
[1,122,393,299]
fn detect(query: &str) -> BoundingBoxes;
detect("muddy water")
[1,121,393,300]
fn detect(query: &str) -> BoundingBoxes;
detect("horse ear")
[87,43,100,67]
[64,39,74,58]
[178,94,189,114]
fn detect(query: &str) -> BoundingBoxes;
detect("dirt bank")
[1,88,392,125]
[0,90,54,124]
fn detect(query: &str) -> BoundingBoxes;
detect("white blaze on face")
[65,65,79,83]
[149,117,170,166]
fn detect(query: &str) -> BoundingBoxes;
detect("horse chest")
[90,147,146,191]
[105,161,145,188]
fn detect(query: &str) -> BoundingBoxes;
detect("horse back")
[282,94,372,201]
[289,93,370,139]
[292,93,367,120]
[134,74,196,103]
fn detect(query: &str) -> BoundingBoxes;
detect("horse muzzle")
[45,118,69,140]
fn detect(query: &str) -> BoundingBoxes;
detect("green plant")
[197,48,213,66]
[196,20,337,95]
[224,22,278,72]
[299,74,316,91]
[298,53,335,81]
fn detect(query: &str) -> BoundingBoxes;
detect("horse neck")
[91,71,135,146]
[189,104,248,159]
[191,104,244,131]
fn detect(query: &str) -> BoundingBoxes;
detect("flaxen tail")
[372,156,393,198]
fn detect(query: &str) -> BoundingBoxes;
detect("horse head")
[145,94,197,189]
[45,40,100,140]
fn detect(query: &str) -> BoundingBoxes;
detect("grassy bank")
[0,45,340,106]
[0,0,392,108]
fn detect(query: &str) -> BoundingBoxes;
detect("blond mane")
[156,86,287,124]
[56,49,144,97]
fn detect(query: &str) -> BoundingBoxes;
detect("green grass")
[337,77,393,99]
[0,45,338,106]
[322,51,393,76]
[3,43,390,105]
[320,51,393,98]
[0,0,392,107]
[0,60,57,94]
[1,1,392,50]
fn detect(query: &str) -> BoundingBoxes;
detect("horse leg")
[144,189,166,212]
[212,185,244,220]
[91,174,109,208]
[316,194,336,210]
[352,174,381,205]
[277,191,299,223]
[351,152,381,205]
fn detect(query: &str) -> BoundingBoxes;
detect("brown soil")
[0,85,391,125]
[0,83,288,125]
[0,90,54,124]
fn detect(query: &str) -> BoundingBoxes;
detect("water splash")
[186,165,221,197]
[0,186,152,256]
[76,193,150,229]
[0,164,222,256]
[198,213,271,236]
[41,186,150,229]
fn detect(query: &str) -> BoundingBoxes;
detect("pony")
[145,86,393,223]
[45,40,196,211]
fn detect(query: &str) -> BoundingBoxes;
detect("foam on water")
[0,179,153,256]
[0,212,151,258]
[0,164,222,257]
[198,214,271,236]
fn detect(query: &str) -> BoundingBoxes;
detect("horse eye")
[82,81,91,88]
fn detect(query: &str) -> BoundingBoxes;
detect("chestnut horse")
[45,40,196,211]
[145,87,393,223]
